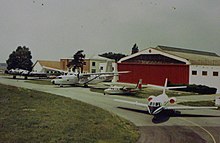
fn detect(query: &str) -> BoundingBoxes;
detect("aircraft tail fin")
[162,78,168,94]
[136,79,142,90]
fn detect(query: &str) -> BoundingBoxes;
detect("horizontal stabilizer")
[147,84,187,89]
[81,71,130,76]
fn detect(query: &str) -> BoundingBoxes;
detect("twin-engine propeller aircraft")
[51,71,129,87]
[5,68,47,79]
[114,78,218,115]
[104,79,142,95]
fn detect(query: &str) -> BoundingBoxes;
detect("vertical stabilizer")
[163,78,168,94]
[136,79,142,90]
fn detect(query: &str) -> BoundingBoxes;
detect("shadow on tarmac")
[117,106,220,124]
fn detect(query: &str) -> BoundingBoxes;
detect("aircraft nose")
[148,106,159,115]
[148,106,155,114]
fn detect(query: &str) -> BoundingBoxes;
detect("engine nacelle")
[169,97,176,104]
[148,96,155,102]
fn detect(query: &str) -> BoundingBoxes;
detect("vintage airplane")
[114,78,218,115]
[51,71,129,87]
[104,79,142,95]
[5,68,47,79]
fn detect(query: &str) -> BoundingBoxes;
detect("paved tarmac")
[1,76,220,143]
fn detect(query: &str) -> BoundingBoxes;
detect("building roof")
[157,45,219,57]
[119,45,220,66]
[89,55,115,61]
[33,60,61,70]
[155,46,220,66]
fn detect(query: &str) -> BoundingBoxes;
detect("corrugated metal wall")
[118,63,189,85]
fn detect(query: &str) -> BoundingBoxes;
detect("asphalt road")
[1,76,220,143]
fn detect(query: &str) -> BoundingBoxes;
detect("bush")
[168,83,217,94]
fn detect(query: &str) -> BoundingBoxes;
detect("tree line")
[6,44,139,72]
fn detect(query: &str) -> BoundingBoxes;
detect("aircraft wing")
[81,71,130,76]
[78,71,130,84]
[114,99,147,107]
[165,106,218,110]
[147,84,187,89]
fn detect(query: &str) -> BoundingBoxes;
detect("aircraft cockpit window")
[156,102,160,107]
[152,102,155,106]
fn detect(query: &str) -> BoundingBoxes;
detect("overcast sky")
[1,0,220,63]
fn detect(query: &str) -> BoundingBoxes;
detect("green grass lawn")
[25,79,52,85]
[178,100,216,106]
[0,84,139,143]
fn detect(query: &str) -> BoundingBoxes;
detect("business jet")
[104,79,142,95]
[114,78,218,115]
[5,68,47,79]
[51,71,129,87]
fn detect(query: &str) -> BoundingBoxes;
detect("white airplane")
[51,71,129,87]
[114,78,218,115]
[5,68,47,79]
[104,79,142,95]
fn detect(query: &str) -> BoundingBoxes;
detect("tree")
[6,46,33,71]
[99,52,127,62]
[67,50,85,73]
[131,43,139,54]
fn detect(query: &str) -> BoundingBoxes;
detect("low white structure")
[215,97,220,106]
[190,65,220,93]
[32,60,62,74]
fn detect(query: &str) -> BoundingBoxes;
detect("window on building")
[202,71,207,76]
[213,71,219,76]
[91,69,96,73]
[192,70,197,75]
[92,62,96,66]
[100,67,103,70]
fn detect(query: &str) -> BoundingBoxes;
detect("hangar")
[117,45,220,93]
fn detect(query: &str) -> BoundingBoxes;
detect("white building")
[88,55,115,73]
[32,60,62,74]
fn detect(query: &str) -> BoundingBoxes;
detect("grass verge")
[178,100,215,106]
[0,84,139,142]
[25,79,52,85]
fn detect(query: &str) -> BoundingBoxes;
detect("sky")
[1,0,220,63]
